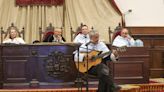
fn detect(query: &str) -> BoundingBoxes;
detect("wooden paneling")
[2,46,30,83]
[1,44,78,88]
[149,47,164,78]
[127,27,164,47]
[4,60,28,82]
[127,27,164,78]
[30,45,77,83]
[2,46,29,57]
[131,35,164,47]
[0,44,150,88]
[128,27,164,35]
[0,45,2,88]
[111,47,149,84]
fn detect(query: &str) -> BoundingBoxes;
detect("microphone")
[84,35,87,38]
[85,41,92,46]
[128,9,132,13]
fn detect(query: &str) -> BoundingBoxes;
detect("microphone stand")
[86,43,89,92]
[75,43,93,92]
[74,43,83,92]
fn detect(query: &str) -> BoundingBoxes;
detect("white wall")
[115,0,164,27]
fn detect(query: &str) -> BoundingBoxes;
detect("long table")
[0,43,149,88]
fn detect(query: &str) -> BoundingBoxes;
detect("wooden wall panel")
[2,46,30,83]
[4,60,28,82]
[0,44,150,88]
[113,61,145,84]
[127,27,164,35]
[113,47,149,84]
[126,27,164,78]
[149,47,164,78]
[0,46,2,88]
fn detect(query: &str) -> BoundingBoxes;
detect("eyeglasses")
[123,32,128,34]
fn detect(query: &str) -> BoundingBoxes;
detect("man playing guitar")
[74,30,121,92]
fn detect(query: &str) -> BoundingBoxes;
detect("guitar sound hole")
[83,64,85,67]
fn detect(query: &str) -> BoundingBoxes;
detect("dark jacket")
[43,34,66,42]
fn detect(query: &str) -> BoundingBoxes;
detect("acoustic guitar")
[75,46,126,73]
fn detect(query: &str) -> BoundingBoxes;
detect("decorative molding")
[16,0,64,6]
[44,51,71,78]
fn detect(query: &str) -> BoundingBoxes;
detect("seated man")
[73,25,90,44]
[3,27,25,44]
[43,28,65,42]
[74,31,120,92]
[112,28,143,47]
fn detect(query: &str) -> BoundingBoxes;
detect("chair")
[1,23,25,43]
[70,23,83,41]
[108,27,113,43]
[39,23,55,42]
[39,23,65,42]
[111,23,122,42]
[70,23,95,41]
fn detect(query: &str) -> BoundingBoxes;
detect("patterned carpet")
[150,78,164,83]
[0,78,163,92]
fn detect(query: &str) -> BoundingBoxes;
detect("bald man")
[112,28,136,47]
[53,28,66,42]
[43,28,66,42]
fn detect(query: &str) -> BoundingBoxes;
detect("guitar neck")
[94,46,126,59]
[94,51,111,59]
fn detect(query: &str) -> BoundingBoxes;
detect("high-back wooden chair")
[108,27,113,43]
[109,23,122,43]
[39,23,55,42]
[39,23,64,42]
[111,23,133,42]
[70,23,84,41]
[1,23,25,43]
[70,23,95,42]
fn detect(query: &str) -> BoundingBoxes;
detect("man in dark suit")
[43,28,66,42]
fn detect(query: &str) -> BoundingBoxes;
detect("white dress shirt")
[73,34,90,44]
[53,35,64,43]
[112,35,135,47]
[74,41,117,62]
[3,37,25,44]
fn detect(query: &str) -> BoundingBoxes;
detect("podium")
[1,43,78,88]
[110,47,149,84]
[0,43,149,88]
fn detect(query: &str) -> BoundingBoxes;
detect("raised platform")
[150,78,164,83]
[0,83,164,92]
[0,85,140,92]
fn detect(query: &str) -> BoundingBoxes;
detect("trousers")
[88,62,115,92]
